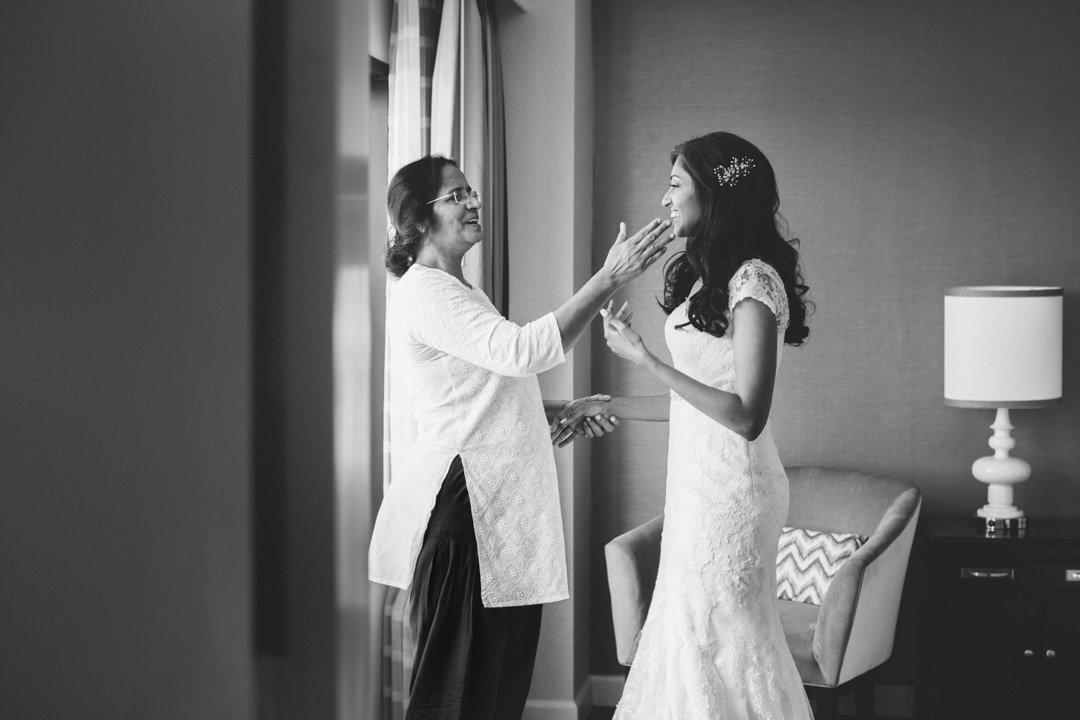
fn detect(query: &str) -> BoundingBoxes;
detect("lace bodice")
[614,260,811,719]
[668,258,788,396]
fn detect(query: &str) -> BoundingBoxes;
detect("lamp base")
[971,408,1031,523]
[975,514,1028,537]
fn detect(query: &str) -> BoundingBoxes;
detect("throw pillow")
[776,526,866,605]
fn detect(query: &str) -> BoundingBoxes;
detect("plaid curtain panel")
[383,2,441,718]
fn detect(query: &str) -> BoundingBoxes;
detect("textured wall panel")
[590,0,1080,682]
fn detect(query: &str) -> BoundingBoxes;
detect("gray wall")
[590,0,1080,679]
[1,0,372,716]
[0,1,254,717]
[501,0,598,706]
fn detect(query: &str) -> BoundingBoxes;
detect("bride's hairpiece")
[713,156,755,187]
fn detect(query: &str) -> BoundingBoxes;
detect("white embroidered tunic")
[368,264,570,607]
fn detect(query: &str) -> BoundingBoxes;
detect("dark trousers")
[407,456,543,720]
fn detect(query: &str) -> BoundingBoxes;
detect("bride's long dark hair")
[659,132,811,346]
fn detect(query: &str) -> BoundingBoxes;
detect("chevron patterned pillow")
[775,526,866,605]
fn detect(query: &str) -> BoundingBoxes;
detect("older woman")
[368,154,671,720]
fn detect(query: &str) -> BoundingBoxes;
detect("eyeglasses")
[427,189,481,205]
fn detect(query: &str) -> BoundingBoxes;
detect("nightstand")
[918,517,1080,720]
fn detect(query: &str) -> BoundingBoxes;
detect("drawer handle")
[1024,649,1035,658]
[1047,649,1057,659]
[960,568,1014,580]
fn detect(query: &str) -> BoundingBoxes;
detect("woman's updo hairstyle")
[385,154,459,277]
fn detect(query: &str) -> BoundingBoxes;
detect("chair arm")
[604,514,664,666]
[813,488,922,685]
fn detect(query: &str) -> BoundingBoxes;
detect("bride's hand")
[605,298,634,327]
[600,219,673,287]
[550,394,620,447]
[601,302,651,366]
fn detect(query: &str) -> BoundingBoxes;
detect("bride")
[557,131,813,718]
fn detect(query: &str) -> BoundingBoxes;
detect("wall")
[590,0,1080,688]
[0,1,254,717]
[1,0,375,717]
[498,0,595,716]
[260,0,375,717]
[370,0,393,64]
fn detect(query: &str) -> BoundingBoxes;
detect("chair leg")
[853,674,876,720]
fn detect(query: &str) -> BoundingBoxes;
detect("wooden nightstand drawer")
[919,517,1080,720]
[943,563,1080,588]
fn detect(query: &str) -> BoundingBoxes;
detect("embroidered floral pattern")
[396,266,568,607]
[615,260,812,719]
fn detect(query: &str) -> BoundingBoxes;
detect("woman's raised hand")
[601,219,673,287]
[601,302,652,366]
[604,298,634,327]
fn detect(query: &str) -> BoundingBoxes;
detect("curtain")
[384,4,440,717]
[429,0,507,309]
[478,0,508,314]
[380,1,507,717]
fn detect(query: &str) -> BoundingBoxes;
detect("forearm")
[608,394,670,422]
[642,355,765,439]
[552,270,618,352]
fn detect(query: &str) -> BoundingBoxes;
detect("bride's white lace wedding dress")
[614,259,813,720]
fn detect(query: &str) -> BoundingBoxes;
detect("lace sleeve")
[728,259,789,332]
[401,269,566,377]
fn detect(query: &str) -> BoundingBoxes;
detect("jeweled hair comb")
[712,156,755,187]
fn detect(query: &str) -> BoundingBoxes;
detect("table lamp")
[944,286,1063,533]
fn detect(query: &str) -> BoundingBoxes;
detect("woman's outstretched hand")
[550,394,620,447]
[601,219,673,287]
[601,302,652,366]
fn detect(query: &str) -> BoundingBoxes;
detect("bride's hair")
[659,131,811,346]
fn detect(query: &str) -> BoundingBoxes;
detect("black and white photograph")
[3,1,1078,719]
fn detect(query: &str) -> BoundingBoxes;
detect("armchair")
[605,466,922,720]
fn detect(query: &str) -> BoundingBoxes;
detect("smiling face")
[424,165,483,258]
[662,154,703,238]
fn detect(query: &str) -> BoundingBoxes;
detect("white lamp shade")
[944,287,1063,408]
